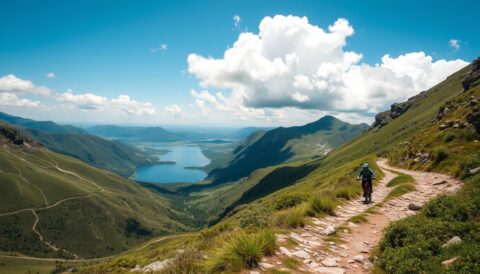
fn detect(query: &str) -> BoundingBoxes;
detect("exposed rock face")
[467,106,480,134]
[0,124,38,146]
[462,57,480,91]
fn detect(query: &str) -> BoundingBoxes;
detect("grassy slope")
[0,112,157,177]
[208,116,367,185]
[0,124,194,259]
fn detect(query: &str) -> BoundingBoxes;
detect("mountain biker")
[357,163,375,203]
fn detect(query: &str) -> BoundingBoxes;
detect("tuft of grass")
[307,193,336,216]
[433,146,450,163]
[386,184,416,200]
[348,214,369,224]
[204,229,277,273]
[281,257,299,270]
[158,248,203,274]
[275,207,305,228]
[386,174,414,187]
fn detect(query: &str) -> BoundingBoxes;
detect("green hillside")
[0,123,194,259]
[0,112,157,177]
[74,59,479,273]
[208,115,368,184]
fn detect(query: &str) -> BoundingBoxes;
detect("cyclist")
[357,163,375,203]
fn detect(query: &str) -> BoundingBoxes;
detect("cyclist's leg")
[362,180,367,197]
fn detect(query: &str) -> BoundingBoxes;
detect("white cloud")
[449,39,460,50]
[187,15,468,123]
[165,104,182,115]
[45,72,55,79]
[150,43,168,53]
[58,90,155,115]
[233,15,241,27]
[0,74,51,95]
[0,93,40,108]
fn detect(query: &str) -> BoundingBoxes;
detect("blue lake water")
[135,144,210,183]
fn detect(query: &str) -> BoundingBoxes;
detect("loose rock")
[443,236,462,248]
[353,255,365,263]
[322,226,336,236]
[441,257,458,268]
[408,203,422,211]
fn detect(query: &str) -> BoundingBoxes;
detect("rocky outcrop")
[462,57,480,91]
[0,124,38,146]
[467,105,480,134]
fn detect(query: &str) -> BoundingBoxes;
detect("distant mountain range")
[207,115,368,185]
[0,112,156,177]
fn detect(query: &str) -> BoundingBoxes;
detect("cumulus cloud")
[0,74,51,95]
[58,90,155,115]
[165,104,182,115]
[46,72,55,79]
[449,39,460,50]
[0,93,40,108]
[187,15,468,122]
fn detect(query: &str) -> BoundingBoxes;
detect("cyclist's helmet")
[362,163,369,168]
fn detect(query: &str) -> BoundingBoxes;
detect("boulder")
[363,261,374,270]
[441,257,459,268]
[408,203,422,211]
[442,236,462,248]
[321,257,340,267]
[470,166,480,175]
[353,255,365,263]
[322,226,336,236]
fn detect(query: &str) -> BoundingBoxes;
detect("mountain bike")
[357,178,373,204]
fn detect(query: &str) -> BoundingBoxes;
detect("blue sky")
[0,0,478,126]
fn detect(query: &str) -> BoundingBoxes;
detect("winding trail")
[256,159,462,274]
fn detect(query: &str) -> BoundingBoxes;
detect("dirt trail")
[256,159,462,274]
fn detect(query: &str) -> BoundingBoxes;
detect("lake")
[135,144,210,183]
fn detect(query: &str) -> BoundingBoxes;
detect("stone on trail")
[321,257,340,267]
[322,226,336,236]
[443,236,462,248]
[279,247,293,257]
[441,257,459,268]
[313,267,345,274]
[408,203,422,211]
[141,259,172,272]
[259,262,273,269]
[353,255,365,263]
[433,180,448,186]
[293,250,311,259]
[363,261,374,270]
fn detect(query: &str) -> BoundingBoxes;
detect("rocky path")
[254,159,462,274]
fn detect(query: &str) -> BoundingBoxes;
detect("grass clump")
[433,146,450,163]
[238,205,271,229]
[274,194,306,210]
[205,229,277,273]
[275,207,305,228]
[158,248,203,274]
[386,174,414,187]
[348,214,369,224]
[281,257,299,270]
[386,184,415,200]
[307,192,336,216]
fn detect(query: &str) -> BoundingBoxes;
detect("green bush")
[205,229,277,273]
[433,146,450,163]
[386,184,415,200]
[386,174,414,187]
[274,194,305,210]
[239,205,271,229]
[307,193,336,216]
[159,248,203,274]
[275,207,305,228]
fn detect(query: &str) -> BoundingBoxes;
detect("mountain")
[0,112,86,134]
[0,122,194,259]
[87,125,179,141]
[229,127,271,139]
[0,112,156,177]
[207,116,368,184]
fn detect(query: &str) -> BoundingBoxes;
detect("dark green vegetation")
[209,115,368,184]
[0,112,157,177]
[0,123,193,259]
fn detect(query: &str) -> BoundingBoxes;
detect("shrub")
[205,230,276,273]
[239,205,271,229]
[159,248,203,274]
[274,194,305,210]
[307,193,336,216]
[443,132,456,142]
[275,207,305,228]
[432,146,450,163]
